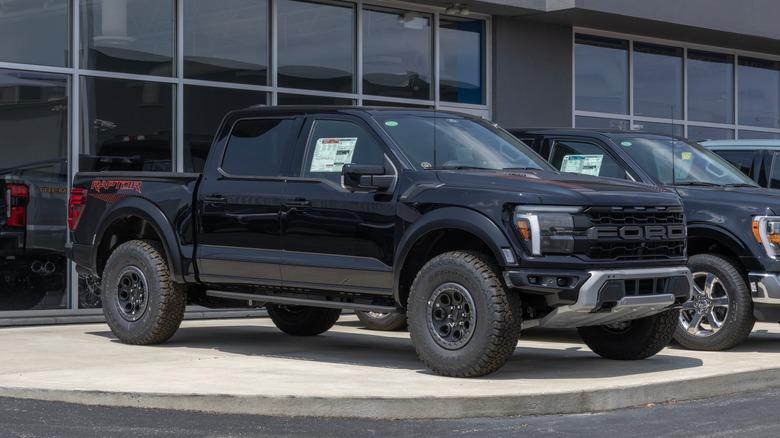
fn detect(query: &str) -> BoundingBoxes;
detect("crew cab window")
[550,140,627,179]
[302,120,385,185]
[712,150,754,176]
[769,154,780,189]
[221,119,293,177]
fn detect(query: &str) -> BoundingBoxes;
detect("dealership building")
[2,0,779,322]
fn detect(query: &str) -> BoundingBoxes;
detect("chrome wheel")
[426,282,476,350]
[115,266,149,322]
[679,271,730,337]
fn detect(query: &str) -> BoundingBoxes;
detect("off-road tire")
[355,311,408,331]
[577,309,677,360]
[407,251,522,377]
[674,253,755,351]
[266,304,342,336]
[101,240,186,345]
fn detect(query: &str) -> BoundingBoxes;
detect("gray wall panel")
[492,17,572,129]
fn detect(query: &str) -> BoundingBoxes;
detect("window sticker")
[310,137,357,172]
[561,154,603,176]
[681,151,692,160]
[620,141,632,147]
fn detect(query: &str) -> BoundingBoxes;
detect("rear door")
[280,115,397,296]
[195,116,300,286]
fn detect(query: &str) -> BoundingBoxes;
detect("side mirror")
[341,164,394,193]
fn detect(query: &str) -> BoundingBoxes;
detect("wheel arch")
[687,223,755,273]
[393,207,514,309]
[92,197,185,282]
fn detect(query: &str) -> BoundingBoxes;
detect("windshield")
[614,137,758,187]
[372,114,552,171]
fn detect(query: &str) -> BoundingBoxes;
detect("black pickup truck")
[66,107,692,377]
[511,128,780,352]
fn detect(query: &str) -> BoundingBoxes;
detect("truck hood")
[674,186,780,217]
[434,169,681,207]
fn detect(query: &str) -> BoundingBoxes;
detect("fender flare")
[92,197,186,283]
[393,207,515,302]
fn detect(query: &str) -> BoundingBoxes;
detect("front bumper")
[748,272,780,321]
[505,266,692,329]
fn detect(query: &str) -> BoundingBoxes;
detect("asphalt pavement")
[2,314,780,419]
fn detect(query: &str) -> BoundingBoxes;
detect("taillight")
[68,188,88,231]
[5,183,28,227]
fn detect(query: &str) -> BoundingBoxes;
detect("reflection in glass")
[634,43,683,119]
[633,121,684,136]
[277,94,354,105]
[80,77,173,172]
[184,86,268,173]
[688,50,734,124]
[362,8,431,100]
[184,0,269,85]
[0,1,69,67]
[0,69,69,311]
[687,125,734,142]
[80,0,174,76]
[738,57,780,129]
[575,34,628,114]
[277,0,354,92]
[738,130,780,140]
[575,116,630,130]
[439,18,484,105]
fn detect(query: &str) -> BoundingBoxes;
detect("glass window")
[303,120,385,185]
[80,0,174,76]
[688,50,734,124]
[688,125,734,142]
[80,77,173,172]
[439,18,484,105]
[712,150,754,176]
[634,43,683,119]
[769,154,780,189]
[277,0,354,93]
[184,0,269,85]
[0,1,69,67]
[633,121,684,136]
[575,34,629,114]
[575,116,630,130]
[184,86,268,173]
[550,140,627,179]
[362,8,431,100]
[277,94,354,105]
[739,130,780,139]
[0,69,69,311]
[221,119,294,177]
[738,57,780,129]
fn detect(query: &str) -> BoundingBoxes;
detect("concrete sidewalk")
[2,315,780,419]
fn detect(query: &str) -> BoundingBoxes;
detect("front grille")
[581,207,686,261]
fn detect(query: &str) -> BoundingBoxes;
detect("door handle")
[203,195,226,206]
[284,199,311,208]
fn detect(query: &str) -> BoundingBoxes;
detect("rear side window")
[550,140,627,179]
[712,150,753,176]
[222,119,294,177]
[769,153,780,189]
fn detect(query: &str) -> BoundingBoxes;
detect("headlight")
[514,206,580,256]
[753,215,780,259]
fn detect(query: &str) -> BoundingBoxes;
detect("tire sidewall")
[408,253,513,375]
[674,253,754,350]
[102,242,172,342]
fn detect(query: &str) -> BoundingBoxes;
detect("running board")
[206,290,398,313]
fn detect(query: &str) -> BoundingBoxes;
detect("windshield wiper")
[723,183,759,188]
[673,181,724,187]
[439,164,494,170]
[502,166,543,171]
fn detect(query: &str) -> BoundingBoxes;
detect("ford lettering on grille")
[586,225,687,240]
